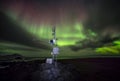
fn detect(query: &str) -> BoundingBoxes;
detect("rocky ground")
[0,58,120,81]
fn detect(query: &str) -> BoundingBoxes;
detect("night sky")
[0,0,120,55]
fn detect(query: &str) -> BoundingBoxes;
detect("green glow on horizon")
[96,40,120,54]
[113,40,120,45]
[96,46,119,54]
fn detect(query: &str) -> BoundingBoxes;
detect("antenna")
[50,26,59,66]
[52,26,56,39]
[50,26,57,45]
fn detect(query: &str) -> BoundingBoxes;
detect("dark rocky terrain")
[0,58,120,81]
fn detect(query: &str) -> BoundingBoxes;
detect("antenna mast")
[49,26,59,65]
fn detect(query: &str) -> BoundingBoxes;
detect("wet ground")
[0,57,120,81]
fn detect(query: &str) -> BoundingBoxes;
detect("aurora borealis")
[0,0,120,57]
[3,0,93,46]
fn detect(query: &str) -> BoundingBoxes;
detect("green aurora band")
[22,22,86,46]
[6,11,97,46]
